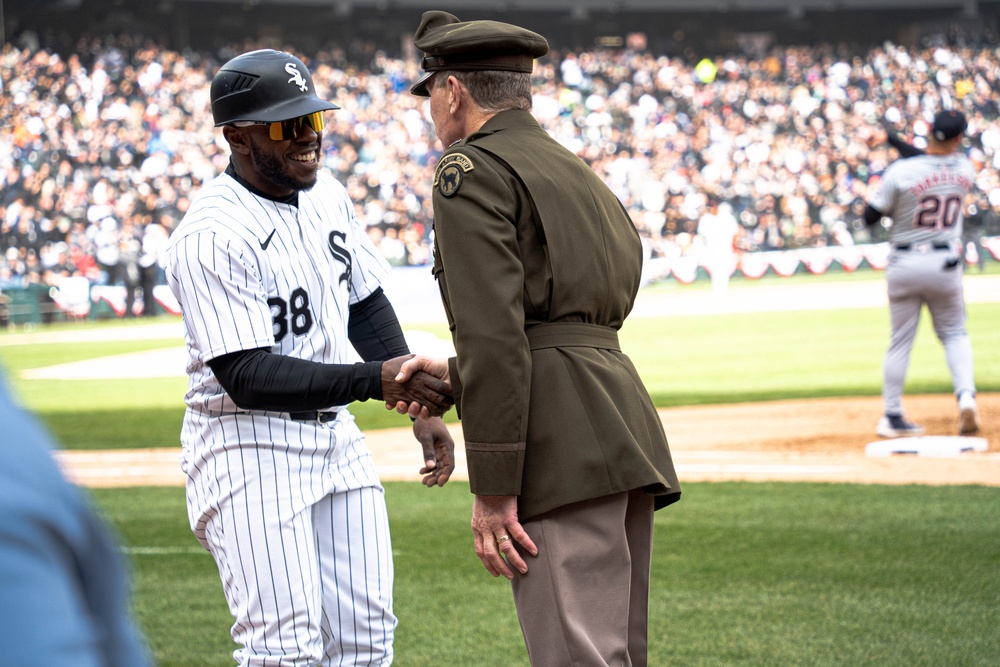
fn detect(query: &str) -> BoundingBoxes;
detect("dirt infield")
[56,393,998,489]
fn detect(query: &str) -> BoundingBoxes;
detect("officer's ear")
[222,125,252,155]
[446,75,465,114]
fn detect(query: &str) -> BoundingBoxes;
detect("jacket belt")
[525,322,620,351]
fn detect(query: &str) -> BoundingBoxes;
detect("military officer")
[399,11,682,666]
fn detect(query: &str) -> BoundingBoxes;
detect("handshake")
[380,355,452,419]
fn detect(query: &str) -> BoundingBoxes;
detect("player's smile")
[287,147,320,178]
[247,127,322,196]
[287,146,319,173]
[291,150,318,165]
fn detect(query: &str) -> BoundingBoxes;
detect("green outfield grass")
[1,296,998,448]
[3,273,999,666]
[95,481,1000,666]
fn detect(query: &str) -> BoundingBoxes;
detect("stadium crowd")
[2,28,1000,313]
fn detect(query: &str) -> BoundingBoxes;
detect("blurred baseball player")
[165,49,454,666]
[864,109,980,438]
[697,198,740,298]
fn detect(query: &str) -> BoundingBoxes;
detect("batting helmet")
[210,49,339,127]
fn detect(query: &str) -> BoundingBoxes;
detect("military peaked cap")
[410,10,549,96]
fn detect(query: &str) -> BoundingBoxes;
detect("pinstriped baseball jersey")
[168,170,388,416]
[165,169,397,665]
[869,153,975,246]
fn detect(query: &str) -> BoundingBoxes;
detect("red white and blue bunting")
[26,236,1000,320]
[643,237,999,286]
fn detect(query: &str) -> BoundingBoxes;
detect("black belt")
[894,242,950,251]
[289,411,338,423]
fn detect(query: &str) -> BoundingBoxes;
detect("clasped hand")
[385,355,451,419]
[381,354,453,418]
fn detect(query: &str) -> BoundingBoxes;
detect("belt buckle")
[916,242,931,253]
[317,411,338,424]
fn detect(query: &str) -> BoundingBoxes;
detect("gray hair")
[433,69,532,113]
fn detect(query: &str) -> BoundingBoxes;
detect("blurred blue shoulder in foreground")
[0,371,154,667]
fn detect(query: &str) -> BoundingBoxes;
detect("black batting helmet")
[210,49,339,127]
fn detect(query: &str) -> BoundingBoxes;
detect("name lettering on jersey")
[908,171,973,197]
[434,154,474,198]
[328,231,353,286]
[285,63,309,92]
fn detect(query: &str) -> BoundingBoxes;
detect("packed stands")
[2,29,999,323]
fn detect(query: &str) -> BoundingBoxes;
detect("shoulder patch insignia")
[434,153,475,198]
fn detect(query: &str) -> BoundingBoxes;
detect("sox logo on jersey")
[328,230,353,285]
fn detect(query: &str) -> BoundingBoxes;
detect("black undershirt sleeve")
[209,349,382,412]
[885,130,925,158]
[864,204,885,226]
[348,288,411,361]
[207,288,410,412]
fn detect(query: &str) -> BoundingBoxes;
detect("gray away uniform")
[867,152,977,416]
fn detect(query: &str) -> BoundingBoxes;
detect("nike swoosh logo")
[259,229,276,250]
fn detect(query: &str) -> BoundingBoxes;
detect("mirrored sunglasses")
[235,111,325,141]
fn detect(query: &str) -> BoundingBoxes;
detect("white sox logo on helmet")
[285,62,308,92]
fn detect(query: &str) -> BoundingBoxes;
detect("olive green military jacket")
[431,109,680,520]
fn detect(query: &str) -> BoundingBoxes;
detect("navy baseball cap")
[931,110,967,141]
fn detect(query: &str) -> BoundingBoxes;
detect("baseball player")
[697,198,740,298]
[164,49,454,666]
[864,109,980,438]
